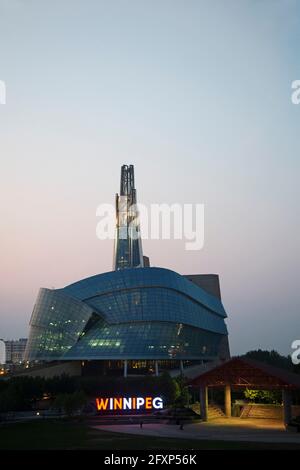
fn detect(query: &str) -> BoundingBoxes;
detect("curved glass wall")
[64,320,223,360]
[25,267,229,362]
[85,287,227,335]
[25,288,94,360]
[63,267,227,318]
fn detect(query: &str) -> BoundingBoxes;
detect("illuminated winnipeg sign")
[95,396,163,411]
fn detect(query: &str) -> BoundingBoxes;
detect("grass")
[0,419,300,450]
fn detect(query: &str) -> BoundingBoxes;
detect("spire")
[113,165,144,270]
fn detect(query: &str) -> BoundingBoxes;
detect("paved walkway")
[92,418,300,443]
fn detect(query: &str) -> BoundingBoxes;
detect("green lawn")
[0,419,300,450]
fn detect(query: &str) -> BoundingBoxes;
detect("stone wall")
[240,404,300,419]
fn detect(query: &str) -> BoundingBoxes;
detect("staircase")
[208,404,226,420]
[240,404,283,419]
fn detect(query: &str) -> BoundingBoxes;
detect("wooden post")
[282,389,292,427]
[200,385,208,421]
[225,384,231,418]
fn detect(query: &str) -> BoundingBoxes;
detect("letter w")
[96,398,109,410]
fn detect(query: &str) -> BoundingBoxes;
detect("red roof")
[189,357,300,390]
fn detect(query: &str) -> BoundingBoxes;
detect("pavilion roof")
[189,357,300,390]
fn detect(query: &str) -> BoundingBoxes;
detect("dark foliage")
[0,371,178,412]
[243,349,300,374]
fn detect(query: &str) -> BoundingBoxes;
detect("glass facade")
[25,267,229,362]
[64,267,226,318]
[114,164,144,270]
[63,321,223,360]
[25,289,94,360]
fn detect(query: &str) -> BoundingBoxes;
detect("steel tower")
[113,165,144,270]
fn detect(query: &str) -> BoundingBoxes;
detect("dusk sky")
[0,0,299,356]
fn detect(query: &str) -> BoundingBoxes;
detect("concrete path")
[91,418,300,444]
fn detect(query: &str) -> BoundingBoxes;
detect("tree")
[0,388,22,412]
[244,388,281,404]
[0,376,45,411]
[243,350,294,371]
[52,391,87,417]
[157,372,180,405]
[173,375,191,407]
[46,374,77,396]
